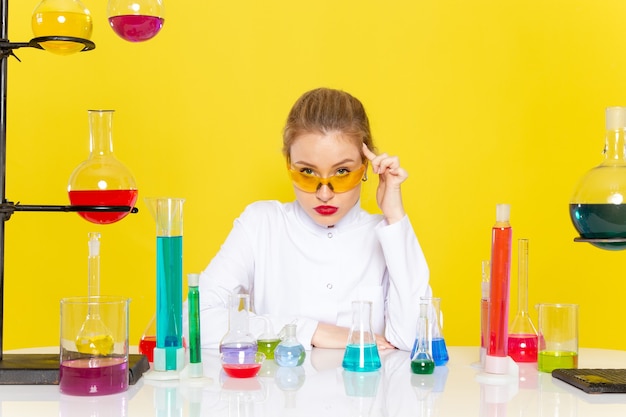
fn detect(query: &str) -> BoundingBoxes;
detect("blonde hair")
[282,88,375,160]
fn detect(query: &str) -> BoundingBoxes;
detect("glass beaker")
[570,106,626,250]
[107,0,165,42]
[342,301,381,372]
[508,239,538,363]
[536,303,579,373]
[411,301,435,374]
[31,0,93,55]
[421,296,449,366]
[146,197,185,372]
[60,296,129,396]
[68,110,138,224]
[274,324,306,367]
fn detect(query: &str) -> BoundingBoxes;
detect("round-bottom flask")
[31,0,93,55]
[68,110,138,224]
[274,324,305,367]
[570,106,626,250]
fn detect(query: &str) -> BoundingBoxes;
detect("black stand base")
[0,353,150,385]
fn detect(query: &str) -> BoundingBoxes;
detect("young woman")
[194,88,430,351]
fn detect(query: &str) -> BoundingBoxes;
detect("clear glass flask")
[256,316,280,360]
[219,293,258,354]
[275,324,306,367]
[107,0,165,42]
[68,110,138,224]
[31,0,93,55]
[508,239,538,363]
[342,301,381,372]
[421,297,449,366]
[411,301,435,374]
[146,197,185,372]
[570,106,626,250]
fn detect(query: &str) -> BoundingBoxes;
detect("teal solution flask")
[342,301,381,372]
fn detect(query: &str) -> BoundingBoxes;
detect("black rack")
[0,1,144,384]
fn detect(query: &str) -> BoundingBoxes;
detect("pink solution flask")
[508,239,538,363]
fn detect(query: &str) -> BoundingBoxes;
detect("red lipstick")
[314,205,338,216]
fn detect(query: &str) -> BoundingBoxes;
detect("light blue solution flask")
[274,324,306,367]
[342,301,381,372]
[146,197,185,374]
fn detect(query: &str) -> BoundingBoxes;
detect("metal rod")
[0,0,9,361]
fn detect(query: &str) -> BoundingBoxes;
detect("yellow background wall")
[4,0,626,351]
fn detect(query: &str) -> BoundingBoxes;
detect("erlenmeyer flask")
[68,110,138,224]
[508,239,538,363]
[570,106,626,250]
[107,0,165,42]
[342,301,381,372]
[411,301,435,375]
[146,197,185,372]
[138,314,156,362]
[421,297,449,366]
[31,0,93,55]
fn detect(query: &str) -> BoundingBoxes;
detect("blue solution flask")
[421,297,449,366]
[274,324,306,367]
[342,301,381,372]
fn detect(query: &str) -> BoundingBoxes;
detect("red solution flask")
[485,204,513,374]
[68,110,138,224]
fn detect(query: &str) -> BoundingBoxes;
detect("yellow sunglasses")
[287,163,367,193]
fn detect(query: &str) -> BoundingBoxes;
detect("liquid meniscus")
[275,343,306,367]
[68,189,138,224]
[570,203,626,250]
[257,339,280,360]
[538,350,578,373]
[411,357,435,374]
[138,335,156,362]
[507,333,538,363]
[32,11,93,55]
[342,343,381,372]
[108,15,164,42]
[432,337,449,366]
[59,357,128,396]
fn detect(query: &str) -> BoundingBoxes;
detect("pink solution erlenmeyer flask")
[107,0,165,42]
[508,239,538,362]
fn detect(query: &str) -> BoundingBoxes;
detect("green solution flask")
[411,302,435,374]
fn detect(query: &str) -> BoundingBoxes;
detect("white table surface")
[2,346,626,416]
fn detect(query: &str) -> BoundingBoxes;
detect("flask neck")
[89,110,115,157]
[603,128,626,165]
